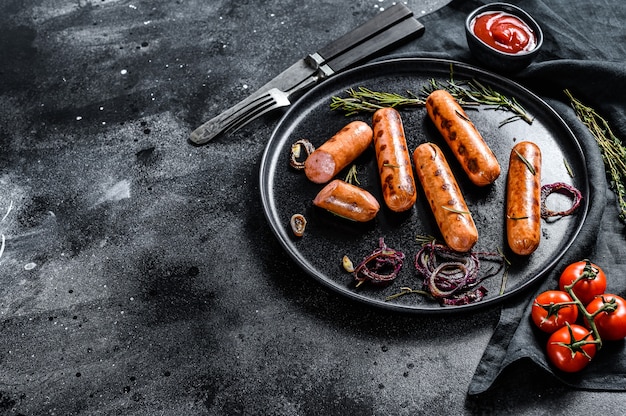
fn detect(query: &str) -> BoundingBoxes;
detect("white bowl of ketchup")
[465,2,543,73]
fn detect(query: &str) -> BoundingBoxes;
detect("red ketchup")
[471,11,536,54]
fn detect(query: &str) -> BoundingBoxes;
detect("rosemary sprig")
[385,286,431,301]
[329,87,424,116]
[423,78,534,126]
[415,234,437,246]
[344,164,360,185]
[565,89,626,223]
[330,67,534,126]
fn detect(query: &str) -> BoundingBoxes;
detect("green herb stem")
[330,87,424,116]
[330,68,534,126]
[565,89,626,223]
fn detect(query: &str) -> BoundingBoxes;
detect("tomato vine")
[531,260,626,372]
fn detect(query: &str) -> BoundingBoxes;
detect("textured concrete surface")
[1,0,625,415]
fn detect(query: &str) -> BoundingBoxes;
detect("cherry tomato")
[531,290,579,333]
[546,324,597,372]
[558,260,607,305]
[586,294,626,341]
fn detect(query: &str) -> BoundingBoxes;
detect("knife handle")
[189,7,425,145]
[326,17,425,73]
[316,3,414,61]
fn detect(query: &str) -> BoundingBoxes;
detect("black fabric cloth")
[394,0,626,394]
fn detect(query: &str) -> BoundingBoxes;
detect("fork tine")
[222,93,276,130]
[190,91,278,144]
[226,96,280,135]
[226,89,291,135]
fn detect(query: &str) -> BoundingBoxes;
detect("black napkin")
[468,62,626,394]
[394,0,626,393]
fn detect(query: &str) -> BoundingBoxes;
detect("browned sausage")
[506,141,542,255]
[312,179,380,222]
[304,121,373,184]
[413,143,478,252]
[425,89,501,186]
[371,108,417,212]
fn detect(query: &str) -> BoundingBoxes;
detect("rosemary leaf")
[442,205,471,215]
[564,158,574,178]
[454,109,472,123]
[507,215,529,220]
[496,247,510,295]
[514,149,536,175]
[385,286,431,301]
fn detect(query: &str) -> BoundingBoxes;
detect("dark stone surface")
[1,0,624,414]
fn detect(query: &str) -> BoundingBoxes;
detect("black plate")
[259,58,589,314]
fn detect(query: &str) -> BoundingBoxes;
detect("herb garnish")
[344,165,360,185]
[454,109,472,123]
[441,206,471,215]
[564,158,574,178]
[330,65,533,126]
[514,149,536,175]
[565,89,626,223]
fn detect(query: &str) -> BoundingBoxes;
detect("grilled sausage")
[413,143,478,252]
[372,108,418,212]
[506,141,542,255]
[425,89,501,186]
[312,179,380,222]
[304,121,373,184]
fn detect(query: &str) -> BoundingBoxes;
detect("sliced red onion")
[442,287,488,306]
[414,241,504,306]
[353,238,405,285]
[289,139,315,170]
[541,182,583,218]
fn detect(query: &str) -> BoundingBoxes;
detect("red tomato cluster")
[530,260,626,373]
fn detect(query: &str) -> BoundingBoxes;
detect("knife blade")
[190,4,425,145]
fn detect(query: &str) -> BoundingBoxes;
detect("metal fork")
[190,75,322,144]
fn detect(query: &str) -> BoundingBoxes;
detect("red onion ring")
[289,139,315,170]
[353,238,405,285]
[414,241,504,306]
[541,182,583,218]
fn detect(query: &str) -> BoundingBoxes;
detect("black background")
[1,0,625,414]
